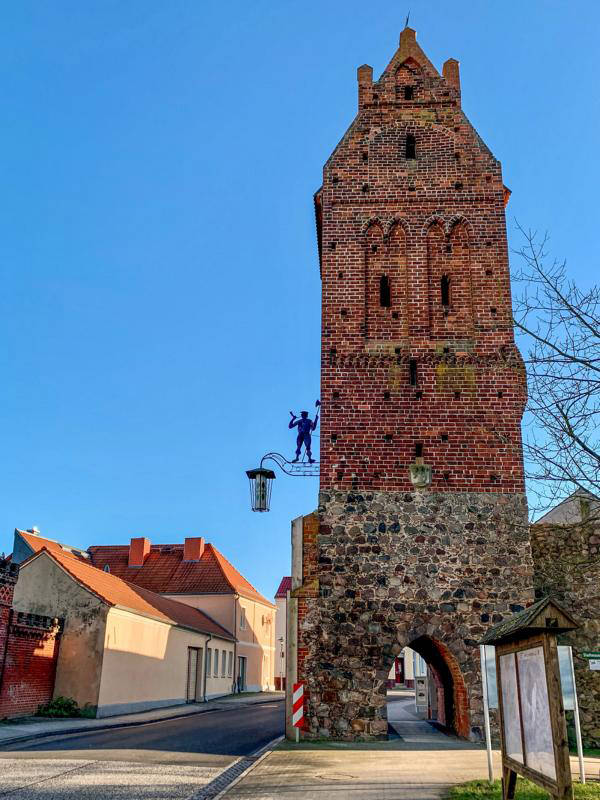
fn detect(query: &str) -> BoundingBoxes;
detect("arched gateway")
[288,28,535,741]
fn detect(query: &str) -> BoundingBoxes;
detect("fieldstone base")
[297,489,534,741]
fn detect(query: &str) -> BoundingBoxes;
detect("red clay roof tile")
[275,576,292,598]
[87,542,275,608]
[26,548,234,640]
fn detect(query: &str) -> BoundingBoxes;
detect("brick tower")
[292,28,535,741]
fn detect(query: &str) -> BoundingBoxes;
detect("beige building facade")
[14,549,235,716]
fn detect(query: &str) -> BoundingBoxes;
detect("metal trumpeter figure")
[289,402,319,463]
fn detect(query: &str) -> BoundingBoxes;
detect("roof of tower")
[380,27,441,81]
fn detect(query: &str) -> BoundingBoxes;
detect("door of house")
[187,647,203,702]
[237,655,247,692]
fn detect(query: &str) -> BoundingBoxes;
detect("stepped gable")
[24,548,234,639]
[88,542,275,608]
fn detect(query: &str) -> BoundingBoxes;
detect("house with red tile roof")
[12,528,277,694]
[87,537,277,693]
[13,547,235,716]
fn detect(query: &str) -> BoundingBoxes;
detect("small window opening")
[441,275,451,307]
[485,268,493,276]
[383,391,391,400]
[490,307,497,315]
[373,93,379,102]
[392,311,399,319]
[404,86,414,100]
[338,271,344,279]
[103,564,110,573]
[380,275,391,307]
[455,181,463,190]
[331,434,337,442]
[332,390,340,399]
[371,243,378,253]
[441,433,449,442]
[454,390,461,399]
[362,183,370,193]
[415,442,424,458]
[443,346,450,354]
[340,308,348,317]
[445,243,452,254]
[405,134,416,160]
[362,151,368,162]
[329,241,336,250]
[490,473,499,483]
[332,175,339,184]
[497,390,504,398]
[443,472,450,482]
[384,433,393,442]
[409,359,418,386]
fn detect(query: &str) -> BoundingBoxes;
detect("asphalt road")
[0,699,284,799]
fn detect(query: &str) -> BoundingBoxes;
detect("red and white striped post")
[292,681,304,742]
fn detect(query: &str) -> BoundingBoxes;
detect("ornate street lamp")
[246,401,320,512]
[246,466,276,512]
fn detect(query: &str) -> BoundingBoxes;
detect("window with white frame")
[221,650,226,677]
[240,607,246,630]
[227,651,233,678]
[214,648,219,677]
[207,648,212,677]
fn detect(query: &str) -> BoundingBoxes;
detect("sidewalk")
[0,690,284,747]
[220,692,599,800]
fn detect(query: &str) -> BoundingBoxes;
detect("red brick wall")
[0,618,61,718]
[317,28,527,493]
[0,561,61,719]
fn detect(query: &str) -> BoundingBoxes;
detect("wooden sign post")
[480,597,579,800]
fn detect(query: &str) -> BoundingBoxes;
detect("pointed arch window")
[379,275,391,307]
[441,274,451,307]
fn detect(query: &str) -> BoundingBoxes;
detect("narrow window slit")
[380,275,391,307]
[405,134,416,160]
[415,442,424,458]
[409,359,418,386]
[441,275,451,307]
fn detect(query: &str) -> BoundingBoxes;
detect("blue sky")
[1,1,598,599]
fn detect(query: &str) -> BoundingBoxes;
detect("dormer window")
[406,134,416,160]
[404,86,414,100]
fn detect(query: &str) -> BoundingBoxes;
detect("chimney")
[128,537,150,568]
[183,537,205,562]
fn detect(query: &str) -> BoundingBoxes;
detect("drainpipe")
[203,634,212,703]
[233,594,238,693]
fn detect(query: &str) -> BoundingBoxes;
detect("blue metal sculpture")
[289,401,320,463]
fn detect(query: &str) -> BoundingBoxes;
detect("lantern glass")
[246,467,276,512]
